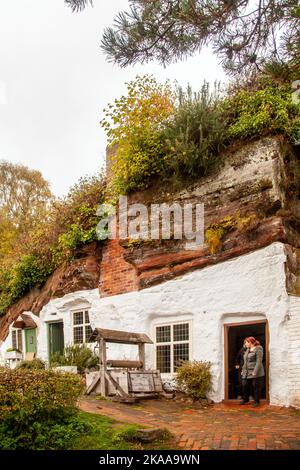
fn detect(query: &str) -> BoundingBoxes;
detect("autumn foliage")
[101,75,175,193]
[102,73,300,195]
[0,173,107,316]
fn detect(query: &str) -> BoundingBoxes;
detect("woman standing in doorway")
[241,336,265,407]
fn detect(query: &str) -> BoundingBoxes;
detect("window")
[73,310,92,344]
[155,322,190,374]
[12,329,23,352]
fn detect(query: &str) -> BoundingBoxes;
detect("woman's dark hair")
[245,336,260,347]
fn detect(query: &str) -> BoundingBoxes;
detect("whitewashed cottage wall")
[287,295,300,408]
[86,241,290,406]
[1,242,293,406]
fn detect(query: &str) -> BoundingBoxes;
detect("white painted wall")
[1,241,297,407]
[0,312,41,367]
[287,295,300,408]
[83,241,289,406]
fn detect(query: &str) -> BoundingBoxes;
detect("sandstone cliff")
[100,137,300,294]
[1,137,300,340]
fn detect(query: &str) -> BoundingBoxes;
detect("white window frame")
[71,309,92,345]
[11,327,23,352]
[154,320,192,376]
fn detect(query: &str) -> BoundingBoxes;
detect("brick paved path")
[79,397,300,450]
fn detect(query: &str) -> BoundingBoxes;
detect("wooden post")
[138,343,145,370]
[100,338,107,397]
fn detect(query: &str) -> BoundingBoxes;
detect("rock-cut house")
[1,137,300,407]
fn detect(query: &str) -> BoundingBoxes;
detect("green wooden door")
[48,322,64,359]
[25,328,37,354]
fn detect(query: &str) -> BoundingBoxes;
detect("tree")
[0,207,18,261]
[65,0,300,75]
[100,75,174,193]
[0,161,52,232]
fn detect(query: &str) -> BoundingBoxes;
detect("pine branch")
[64,0,93,13]
[99,0,300,74]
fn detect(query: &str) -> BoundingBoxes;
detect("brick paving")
[79,397,300,450]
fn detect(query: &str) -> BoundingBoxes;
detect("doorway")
[224,320,269,401]
[48,322,64,360]
[25,328,37,355]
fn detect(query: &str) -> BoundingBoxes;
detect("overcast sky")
[0,0,227,196]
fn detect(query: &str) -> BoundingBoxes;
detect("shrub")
[8,254,53,300]
[50,344,99,373]
[101,73,300,197]
[222,82,300,143]
[16,359,46,370]
[0,368,84,421]
[0,368,84,449]
[101,75,175,194]
[175,360,212,399]
[50,174,107,264]
[53,224,97,265]
[0,254,53,314]
[162,82,229,182]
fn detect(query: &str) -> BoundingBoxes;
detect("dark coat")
[241,345,265,379]
[236,346,247,367]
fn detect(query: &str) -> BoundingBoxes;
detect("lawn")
[69,411,175,450]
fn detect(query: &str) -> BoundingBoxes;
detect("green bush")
[101,74,300,196]
[0,413,89,450]
[0,254,53,314]
[175,360,212,399]
[0,368,84,449]
[53,224,97,265]
[16,359,46,370]
[222,82,300,143]
[9,254,53,300]
[50,344,99,373]
[162,82,229,182]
